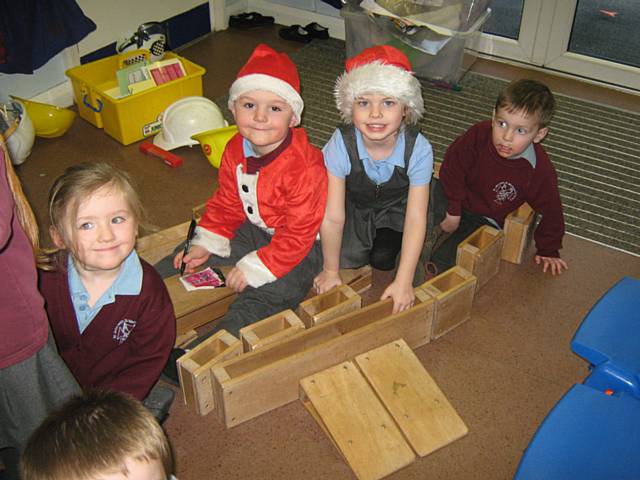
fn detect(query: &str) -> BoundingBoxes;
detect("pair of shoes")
[160,347,186,387]
[279,22,329,43]
[229,11,275,29]
[143,385,176,424]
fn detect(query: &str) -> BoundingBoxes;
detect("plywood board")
[355,339,468,457]
[456,225,504,292]
[239,309,305,352]
[212,290,434,428]
[300,362,416,480]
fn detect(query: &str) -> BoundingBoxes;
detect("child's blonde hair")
[20,390,173,480]
[41,162,145,270]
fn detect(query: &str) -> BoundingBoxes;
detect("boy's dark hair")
[20,390,173,480]
[495,79,555,128]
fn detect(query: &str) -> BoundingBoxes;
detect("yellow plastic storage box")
[66,50,205,145]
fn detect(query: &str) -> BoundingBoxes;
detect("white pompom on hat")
[228,43,304,126]
[335,45,424,125]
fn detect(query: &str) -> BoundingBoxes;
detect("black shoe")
[305,22,329,39]
[229,11,275,29]
[143,385,175,424]
[160,348,186,387]
[279,25,313,43]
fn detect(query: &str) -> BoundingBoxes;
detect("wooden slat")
[300,361,416,480]
[137,221,190,265]
[355,339,468,457]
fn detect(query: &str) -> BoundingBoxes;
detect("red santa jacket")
[193,128,327,287]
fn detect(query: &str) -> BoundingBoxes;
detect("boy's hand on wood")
[535,255,568,275]
[174,245,211,274]
[440,213,461,233]
[313,270,342,294]
[226,267,248,293]
[380,280,415,314]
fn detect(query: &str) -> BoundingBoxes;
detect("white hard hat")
[2,100,35,166]
[153,96,227,151]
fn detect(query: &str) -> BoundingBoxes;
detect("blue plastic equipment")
[571,276,640,398]
[514,383,640,480]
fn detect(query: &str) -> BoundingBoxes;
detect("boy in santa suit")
[174,44,328,337]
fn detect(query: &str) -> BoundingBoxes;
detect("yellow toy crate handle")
[117,49,151,69]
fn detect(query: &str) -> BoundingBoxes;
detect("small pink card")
[180,267,225,291]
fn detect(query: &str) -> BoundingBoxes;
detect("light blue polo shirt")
[322,128,433,186]
[68,251,143,334]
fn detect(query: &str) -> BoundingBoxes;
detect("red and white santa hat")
[335,45,424,125]
[228,43,304,125]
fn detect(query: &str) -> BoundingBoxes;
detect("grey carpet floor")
[220,38,640,256]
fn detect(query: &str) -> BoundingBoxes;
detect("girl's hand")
[440,213,461,233]
[380,280,415,314]
[534,255,568,276]
[313,270,342,294]
[226,267,248,293]
[174,245,211,273]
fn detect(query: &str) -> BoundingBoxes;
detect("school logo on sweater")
[493,181,517,204]
[113,319,136,345]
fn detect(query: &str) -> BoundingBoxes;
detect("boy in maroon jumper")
[428,79,568,275]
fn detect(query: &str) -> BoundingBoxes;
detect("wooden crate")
[239,309,305,352]
[419,266,476,339]
[300,361,416,480]
[502,202,537,264]
[297,284,361,328]
[211,290,434,428]
[456,225,504,292]
[347,265,373,295]
[176,330,241,416]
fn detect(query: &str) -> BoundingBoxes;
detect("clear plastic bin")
[342,1,491,86]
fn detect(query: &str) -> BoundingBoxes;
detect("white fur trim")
[335,61,424,125]
[190,226,231,257]
[236,250,277,288]
[228,73,303,126]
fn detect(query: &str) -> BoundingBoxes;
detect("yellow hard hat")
[10,96,76,138]
[191,125,239,168]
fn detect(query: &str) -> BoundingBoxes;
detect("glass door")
[476,0,640,91]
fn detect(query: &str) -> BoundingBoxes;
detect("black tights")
[370,228,403,271]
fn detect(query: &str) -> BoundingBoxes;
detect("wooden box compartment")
[176,330,241,416]
[211,291,434,428]
[239,309,305,352]
[419,266,476,339]
[456,225,504,292]
[502,202,536,264]
[297,284,361,327]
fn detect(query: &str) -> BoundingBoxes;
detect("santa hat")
[228,44,304,125]
[335,45,424,125]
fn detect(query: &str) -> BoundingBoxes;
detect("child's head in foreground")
[21,390,173,480]
[492,79,555,158]
[46,162,144,273]
[334,45,424,139]
[226,43,303,156]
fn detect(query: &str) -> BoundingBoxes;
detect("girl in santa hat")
[314,45,433,314]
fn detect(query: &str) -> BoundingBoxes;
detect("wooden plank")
[300,362,416,480]
[355,339,468,457]
[456,225,504,292]
[211,290,434,428]
[174,329,197,348]
[419,266,476,340]
[239,309,305,352]
[297,284,361,328]
[502,202,536,264]
[348,265,373,295]
[176,330,241,416]
[137,221,190,265]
